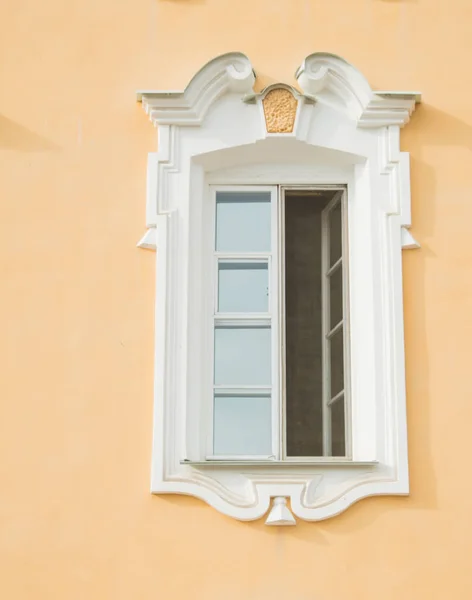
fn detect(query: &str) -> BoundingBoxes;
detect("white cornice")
[137,52,255,126]
[296,52,421,128]
[137,52,421,129]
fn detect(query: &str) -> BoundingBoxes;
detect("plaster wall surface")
[1,1,471,598]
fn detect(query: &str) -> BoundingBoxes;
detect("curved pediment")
[137,52,255,126]
[137,51,420,128]
[296,52,421,127]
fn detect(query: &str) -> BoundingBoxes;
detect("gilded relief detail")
[262,88,298,133]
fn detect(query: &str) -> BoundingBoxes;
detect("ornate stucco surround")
[136,53,420,525]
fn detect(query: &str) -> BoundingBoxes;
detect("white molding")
[265,497,296,526]
[296,53,421,128]
[137,52,255,127]
[137,227,156,250]
[138,53,420,524]
[401,228,420,250]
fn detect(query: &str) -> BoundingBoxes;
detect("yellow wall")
[1,1,472,598]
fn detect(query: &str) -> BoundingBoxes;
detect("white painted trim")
[279,189,287,459]
[182,460,377,467]
[137,52,255,126]
[138,52,420,524]
[265,497,296,526]
[295,53,420,128]
[401,228,420,250]
[137,227,157,250]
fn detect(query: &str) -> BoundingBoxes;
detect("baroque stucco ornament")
[261,85,299,133]
[137,52,421,525]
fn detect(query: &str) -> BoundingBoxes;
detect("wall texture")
[1,0,472,598]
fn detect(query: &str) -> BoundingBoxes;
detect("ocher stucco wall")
[1,1,471,598]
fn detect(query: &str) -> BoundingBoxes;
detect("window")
[210,186,349,461]
[138,51,420,523]
[286,189,348,458]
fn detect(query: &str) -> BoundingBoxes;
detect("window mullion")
[270,186,280,460]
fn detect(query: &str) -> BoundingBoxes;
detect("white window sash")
[207,185,280,460]
[321,189,350,457]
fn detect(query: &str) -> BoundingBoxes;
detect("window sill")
[181,459,378,467]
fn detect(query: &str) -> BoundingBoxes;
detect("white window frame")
[137,52,420,524]
[208,185,279,461]
[320,189,350,458]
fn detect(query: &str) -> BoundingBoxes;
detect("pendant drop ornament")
[265,497,296,526]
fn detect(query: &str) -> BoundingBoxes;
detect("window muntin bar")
[326,256,342,277]
[327,390,344,407]
[326,319,344,340]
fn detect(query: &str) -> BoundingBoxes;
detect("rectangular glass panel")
[214,325,271,386]
[218,261,268,313]
[330,396,346,456]
[213,395,272,455]
[330,328,344,398]
[284,193,324,456]
[329,201,342,266]
[215,192,271,252]
[329,265,343,329]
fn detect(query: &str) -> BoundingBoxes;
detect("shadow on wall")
[157,492,414,541]
[398,102,472,517]
[407,103,472,152]
[0,115,59,152]
[401,101,472,516]
[404,153,437,515]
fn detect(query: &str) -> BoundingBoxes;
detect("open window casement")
[137,53,420,525]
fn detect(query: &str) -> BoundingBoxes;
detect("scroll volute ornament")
[262,87,298,133]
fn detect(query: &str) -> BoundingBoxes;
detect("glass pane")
[218,261,268,313]
[331,396,346,456]
[215,192,271,252]
[330,328,344,398]
[284,194,323,456]
[329,201,342,266]
[213,395,272,455]
[329,264,343,329]
[214,326,271,385]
